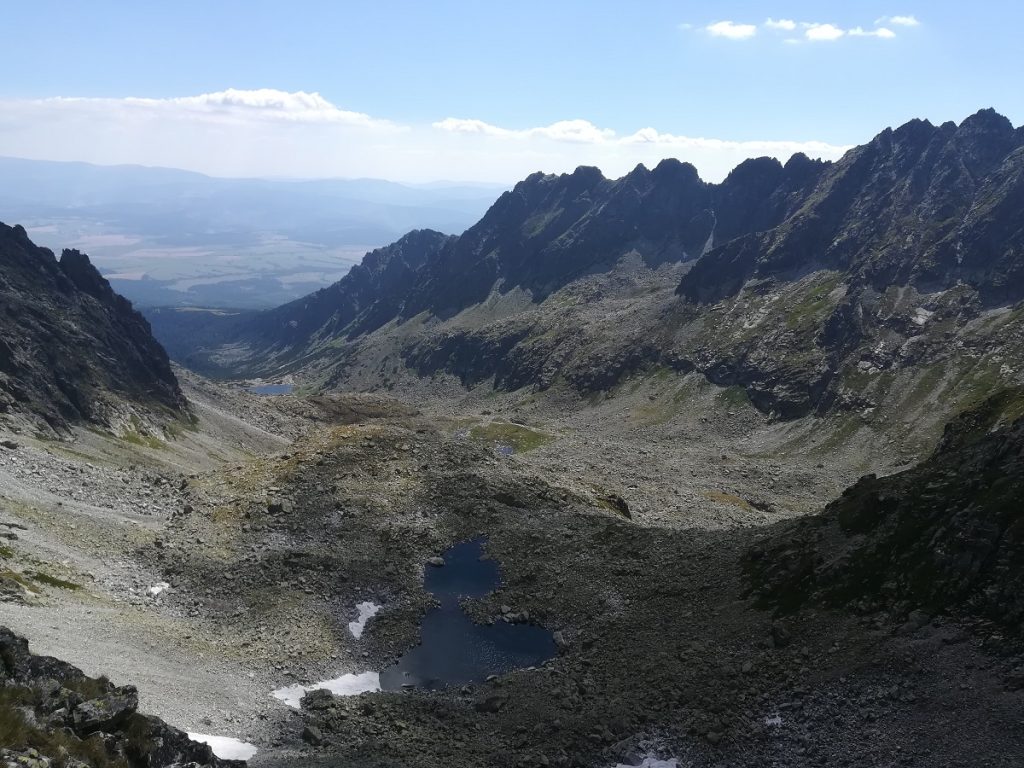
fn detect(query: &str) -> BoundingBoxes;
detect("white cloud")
[803,23,846,41]
[849,26,896,38]
[706,20,757,39]
[878,15,920,26]
[690,18,911,43]
[47,88,402,130]
[432,117,850,180]
[0,89,851,184]
[433,118,615,144]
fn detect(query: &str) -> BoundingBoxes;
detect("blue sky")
[0,1,1018,182]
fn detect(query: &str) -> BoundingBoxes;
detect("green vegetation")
[523,207,564,237]
[0,684,132,768]
[702,489,754,511]
[62,674,111,699]
[815,414,869,454]
[784,274,843,329]
[469,421,555,453]
[163,412,199,438]
[121,416,167,449]
[0,570,36,592]
[717,385,751,409]
[30,570,82,591]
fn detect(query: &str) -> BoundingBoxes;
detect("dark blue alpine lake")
[379,538,556,691]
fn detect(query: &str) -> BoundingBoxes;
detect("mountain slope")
[0,222,186,433]
[156,110,1024,431]
[745,388,1024,632]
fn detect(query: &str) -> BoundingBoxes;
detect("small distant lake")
[379,538,556,691]
[248,383,294,395]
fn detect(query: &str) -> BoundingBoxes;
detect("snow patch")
[912,307,934,326]
[612,757,679,768]
[348,601,381,639]
[187,733,258,761]
[765,714,783,727]
[148,582,170,597]
[271,671,381,708]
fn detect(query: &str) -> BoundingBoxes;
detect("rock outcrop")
[0,627,242,767]
[745,389,1024,631]
[0,222,186,433]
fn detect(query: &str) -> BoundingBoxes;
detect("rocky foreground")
[2,374,1022,768]
[0,627,239,768]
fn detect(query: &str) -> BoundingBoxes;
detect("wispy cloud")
[432,117,615,143]
[0,89,851,184]
[705,20,757,40]
[877,15,920,26]
[45,88,403,130]
[433,116,851,178]
[849,26,896,38]
[693,15,918,44]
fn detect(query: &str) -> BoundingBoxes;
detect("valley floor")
[1,369,1021,767]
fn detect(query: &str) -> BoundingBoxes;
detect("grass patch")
[163,416,197,439]
[818,414,868,450]
[717,385,751,409]
[701,489,755,511]
[30,570,82,591]
[0,684,131,767]
[784,274,843,330]
[0,544,13,559]
[469,421,555,453]
[121,415,167,450]
[0,570,36,590]
[62,674,111,699]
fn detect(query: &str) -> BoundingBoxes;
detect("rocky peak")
[678,109,1024,306]
[0,221,186,433]
[58,248,118,301]
[950,107,1019,176]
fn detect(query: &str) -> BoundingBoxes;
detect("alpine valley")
[2,110,1024,768]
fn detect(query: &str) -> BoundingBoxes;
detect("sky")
[0,1,1019,184]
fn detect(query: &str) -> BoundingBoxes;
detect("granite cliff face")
[0,222,186,433]
[153,110,1024,428]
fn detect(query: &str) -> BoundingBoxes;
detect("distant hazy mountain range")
[0,155,503,309]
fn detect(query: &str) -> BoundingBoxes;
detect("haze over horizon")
[2,1,1019,184]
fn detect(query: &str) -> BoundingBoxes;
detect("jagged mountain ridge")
[679,109,1024,305]
[155,150,827,369]
[155,109,1024,426]
[0,222,186,433]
